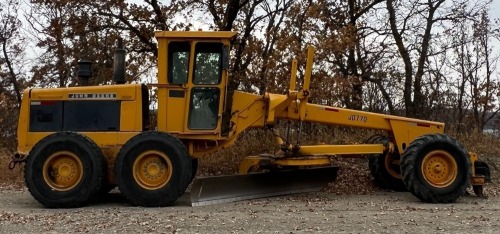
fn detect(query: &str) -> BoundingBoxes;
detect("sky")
[491,1,500,19]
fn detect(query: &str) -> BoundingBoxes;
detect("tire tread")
[24,132,106,208]
[401,134,471,203]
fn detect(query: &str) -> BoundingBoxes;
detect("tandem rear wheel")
[114,132,193,207]
[401,134,471,203]
[24,132,106,208]
[366,134,406,191]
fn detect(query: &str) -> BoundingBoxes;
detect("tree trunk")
[386,0,414,117]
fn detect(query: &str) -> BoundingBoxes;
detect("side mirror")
[222,45,229,70]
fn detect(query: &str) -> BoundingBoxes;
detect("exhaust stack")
[77,60,92,86]
[113,38,126,84]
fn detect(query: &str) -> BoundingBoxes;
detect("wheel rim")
[421,150,457,188]
[132,150,173,190]
[384,153,401,179]
[43,151,84,191]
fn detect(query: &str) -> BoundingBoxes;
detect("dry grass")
[197,129,280,176]
[0,149,24,186]
[325,158,379,195]
[451,130,500,183]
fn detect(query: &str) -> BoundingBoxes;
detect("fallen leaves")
[325,158,380,195]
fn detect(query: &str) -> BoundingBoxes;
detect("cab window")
[168,42,190,84]
[193,42,222,85]
[188,88,220,129]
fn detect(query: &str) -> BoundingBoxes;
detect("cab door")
[162,40,226,135]
[162,41,190,133]
[186,42,225,132]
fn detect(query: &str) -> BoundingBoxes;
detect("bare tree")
[0,0,26,148]
[0,0,24,104]
[471,11,499,131]
[386,0,443,117]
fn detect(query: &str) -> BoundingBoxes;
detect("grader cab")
[13,31,490,208]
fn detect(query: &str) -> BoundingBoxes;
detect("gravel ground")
[0,186,499,234]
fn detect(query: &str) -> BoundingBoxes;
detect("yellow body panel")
[238,155,333,174]
[298,144,385,155]
[120,100,142,131]
[17,84,144,154]
[29,84,137,100]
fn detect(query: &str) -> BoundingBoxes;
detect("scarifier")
[11,31,490,208]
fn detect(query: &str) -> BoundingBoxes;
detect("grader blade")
[190,166,339,207]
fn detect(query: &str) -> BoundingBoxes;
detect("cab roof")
[154,31,238,40]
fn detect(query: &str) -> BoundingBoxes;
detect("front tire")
[115,132,192,207]
[24,132,106,208]
[401,134,471,203]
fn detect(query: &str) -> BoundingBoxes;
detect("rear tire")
[115,132,192,207]
[401,134,471,203]
[367,135,406,191]
[24,132,106,208]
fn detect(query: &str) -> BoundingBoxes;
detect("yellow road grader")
[12,31,490,208]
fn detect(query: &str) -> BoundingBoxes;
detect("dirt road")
[0,187,498,234]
